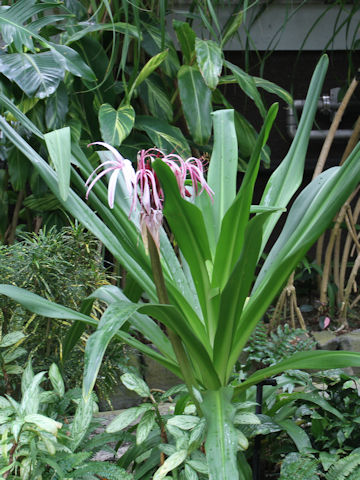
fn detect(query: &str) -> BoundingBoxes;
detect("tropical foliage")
[0,0,292,242]
[2,53,360,479]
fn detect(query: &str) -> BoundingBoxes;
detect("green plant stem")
[147,229,202,415]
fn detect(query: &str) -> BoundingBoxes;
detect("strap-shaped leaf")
[83,302,139,398]
[225,60,266,118]
[0,92,43,138]
[211,104,278,290]
[178,65,212,145]
[277,419,312,452]
[0,284,180,377]
[44,127,71,201]
[202,387,238,480]
[234,350,360,396]
[153,160,214,333]
[206,109,238,249]
[140,304,220,390]
[86,285,175,361]
[213,212,274,384]
[267,392,344,420]
[230,142,360,368]
[258,54,328,254]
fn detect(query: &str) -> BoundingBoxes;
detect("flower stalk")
[147,228,202,415]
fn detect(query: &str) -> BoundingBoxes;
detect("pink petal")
[323,317,331,329]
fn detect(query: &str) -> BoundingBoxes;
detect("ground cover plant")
[3,53,360,480]
[0,225,130,404]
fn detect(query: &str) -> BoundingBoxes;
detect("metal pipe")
[286,90,357,140]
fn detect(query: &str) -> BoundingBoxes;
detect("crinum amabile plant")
[85,144,213,252]
[3,56,360,479]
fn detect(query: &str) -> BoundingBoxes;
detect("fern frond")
[326,453,360,480]
[279,453,318,480]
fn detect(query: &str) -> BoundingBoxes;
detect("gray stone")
[311,330,339,350]
[143,351,182,391]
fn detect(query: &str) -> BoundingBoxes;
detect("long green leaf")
[213,212,274,384]
[83,302,139,398]
[234,350,360,395]
[224,60,266,118]
[178,65,212,145]
[64,22,141,44]
[86,285,175,361]
[153,160,213,335]
[268,392,344,420]
[0,284,180,377]
[211,104,278,290]
[44,127,71,201]
[128,50,168,100]
[258,54,328,253]
[202,387,239,480]
[206,109,238,248]
[231,144,360,366]
[0,285,93,323]
[140,304,219,390]
[231,143,360,368]
[277,419,312,452]
[0,92,43,138]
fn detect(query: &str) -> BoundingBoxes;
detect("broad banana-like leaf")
[45,83,68,130]
[0,1,95,82]
[0,0,56,51]
[178,65,212,145]
[0,52,64,99]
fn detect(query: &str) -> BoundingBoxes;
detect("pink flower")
[86,144,213,250]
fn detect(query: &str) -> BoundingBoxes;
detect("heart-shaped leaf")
[99,104,135,146]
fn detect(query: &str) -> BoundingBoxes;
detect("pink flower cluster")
[85,143,213,249]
